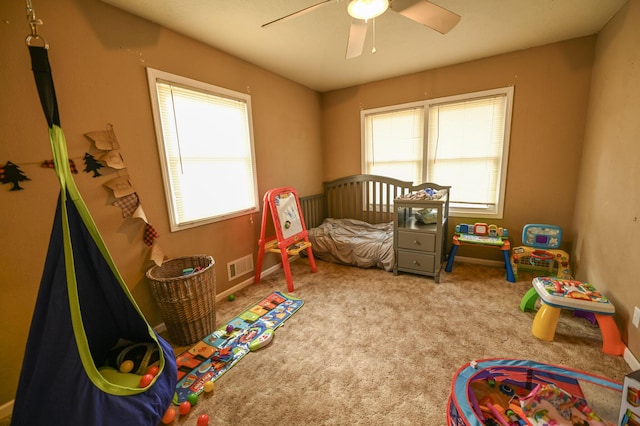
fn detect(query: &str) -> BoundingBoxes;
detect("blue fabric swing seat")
[11,46,176,425]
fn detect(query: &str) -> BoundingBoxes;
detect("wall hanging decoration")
[0,160,31,191]
[83,152,104,177]
[41,158,77,173]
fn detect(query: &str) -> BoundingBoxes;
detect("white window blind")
[363,106,424,184]
[147,68,258,231]
[427,94,508,212]
[361,87,513,218]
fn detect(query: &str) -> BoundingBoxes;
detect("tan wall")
[0,0,322,404]
[574,0,640,358]
[322,37,595,257]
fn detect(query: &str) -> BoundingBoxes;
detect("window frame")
[146,67,259,231]
[361,87,514,219]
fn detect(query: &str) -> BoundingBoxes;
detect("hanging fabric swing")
[11,4,176,425]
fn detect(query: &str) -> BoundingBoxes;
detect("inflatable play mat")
[448,358,622,425]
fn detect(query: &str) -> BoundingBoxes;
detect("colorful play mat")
[173,291,303,403]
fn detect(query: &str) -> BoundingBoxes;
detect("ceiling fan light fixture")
[347,0,389,20]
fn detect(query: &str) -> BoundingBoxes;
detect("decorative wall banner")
[100,150,126,169]
[84,124,120,150]
[0,161,31,191]
[83,153,104,177]
[88,125,163,263]
[2,122,164,263]
[41,159,78,174]
[103,174,135,198]
[143,223,160,247]
[112,192,139,218]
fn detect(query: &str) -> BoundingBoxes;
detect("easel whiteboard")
[274,191,304,240]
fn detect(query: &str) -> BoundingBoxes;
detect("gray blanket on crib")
[307,218,394,271]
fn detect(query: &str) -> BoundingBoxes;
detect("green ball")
[228,294,235,301]
[187,392,198,406]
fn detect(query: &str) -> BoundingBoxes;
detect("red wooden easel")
[254,187,317,292]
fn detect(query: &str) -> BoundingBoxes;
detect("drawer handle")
[412,260,420,265]
[413,240,420,245]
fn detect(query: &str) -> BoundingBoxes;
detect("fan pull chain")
[372,18,377,54]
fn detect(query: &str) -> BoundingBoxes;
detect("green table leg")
[520,287,539,312]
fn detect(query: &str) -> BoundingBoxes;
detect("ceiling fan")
[262,0,461,59]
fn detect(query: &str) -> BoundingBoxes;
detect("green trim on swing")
[49,125,167,396]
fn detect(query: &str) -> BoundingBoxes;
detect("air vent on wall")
[227,254,254,281]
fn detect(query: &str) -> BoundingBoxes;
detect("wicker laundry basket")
[146,255,216,345]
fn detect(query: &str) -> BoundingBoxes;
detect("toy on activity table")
[456,222,509,241]
[510,224,571,280]
[445,222,515,282]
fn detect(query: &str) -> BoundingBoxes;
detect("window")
[362,87,513,218]
[146,68,259,231]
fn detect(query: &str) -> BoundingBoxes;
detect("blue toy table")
[445,234,515,282]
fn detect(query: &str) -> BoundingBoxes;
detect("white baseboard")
[0,400,13,422]
[449,255,505,268]
[153,260,285,334]
[215,260,283,302]
[625,347,640,371]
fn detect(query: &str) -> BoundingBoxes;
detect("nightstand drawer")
[397,250,435,273]
[397,231,435,252]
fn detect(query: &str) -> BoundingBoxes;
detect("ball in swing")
[119,360,134,374]
[138,373,154,388]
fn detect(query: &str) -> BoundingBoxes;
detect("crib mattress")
[308,218,394,271]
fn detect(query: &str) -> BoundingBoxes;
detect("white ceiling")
[99,0,627,92]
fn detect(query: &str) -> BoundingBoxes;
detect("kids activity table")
[522,277,625,356]
[445,233,516,282]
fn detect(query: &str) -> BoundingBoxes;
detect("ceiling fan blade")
[262,0,332,28]
[345,19,368,59]
[390,0,461,34]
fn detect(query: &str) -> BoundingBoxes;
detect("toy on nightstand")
[511,224,571,280]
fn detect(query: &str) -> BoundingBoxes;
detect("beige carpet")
[165,259,630,425]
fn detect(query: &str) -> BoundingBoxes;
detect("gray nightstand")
[393,186,450,282]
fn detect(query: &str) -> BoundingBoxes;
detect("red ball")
[197,414,210,426]
[179,401,191,416]
[139,373,154,388]
[146,365,160,377]
[161,407,177,424]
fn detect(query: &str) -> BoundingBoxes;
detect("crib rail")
[299,174,449,227]
[298,193,325,229]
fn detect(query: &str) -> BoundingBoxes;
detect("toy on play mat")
[511,224,571,280]
[173,291,303,404]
